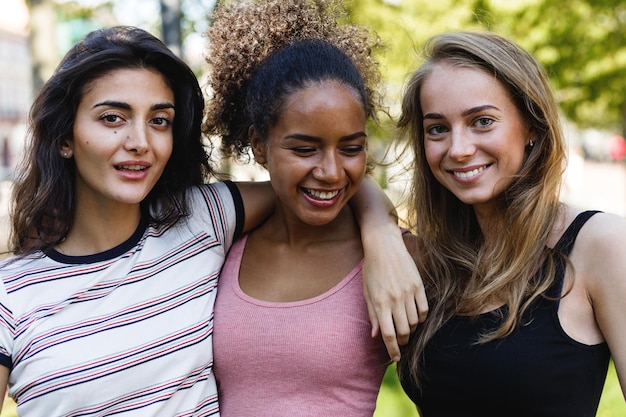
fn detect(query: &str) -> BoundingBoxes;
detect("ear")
[249,126,267,165]
[59,139,74,159]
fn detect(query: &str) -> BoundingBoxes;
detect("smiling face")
[64,67,175,214]
[420,62,532,216]
[252,80,367,227]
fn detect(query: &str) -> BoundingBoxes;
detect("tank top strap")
[553,210,601,255]
[549,210,601,299]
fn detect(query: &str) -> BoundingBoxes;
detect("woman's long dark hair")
[10,26,214,255]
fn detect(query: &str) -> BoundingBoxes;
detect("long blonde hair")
[397,31,567,386]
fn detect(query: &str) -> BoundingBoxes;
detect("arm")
[234,181,275,233]
[0,365,7,410]
[587,213,626,399]
[350,175,428,362]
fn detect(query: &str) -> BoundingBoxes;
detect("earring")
[529,140,535,148]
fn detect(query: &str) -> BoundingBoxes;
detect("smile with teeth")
[116,164,147,171]
[304,188,340,200]
[452,165,487,179]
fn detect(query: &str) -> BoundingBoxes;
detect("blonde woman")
[397,31,626,416]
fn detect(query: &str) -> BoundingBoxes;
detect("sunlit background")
[0,0,625,416]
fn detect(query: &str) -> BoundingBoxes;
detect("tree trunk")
[160,0,182,57]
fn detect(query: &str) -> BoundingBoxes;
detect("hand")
[350,175,428,361]
[362,222,428,361]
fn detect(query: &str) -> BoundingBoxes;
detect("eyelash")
[425,117,495,136]
[100,113,123,124]
[291,145,364,156]
[151,117,173,127]
[475,117,494,127]
[98,113,173,128]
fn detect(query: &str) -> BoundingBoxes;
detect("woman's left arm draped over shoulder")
[350,175,428,362]
[585,212,626,399]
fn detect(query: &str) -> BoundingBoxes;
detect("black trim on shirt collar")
[45,215,149,265]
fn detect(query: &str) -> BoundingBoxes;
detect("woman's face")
[66,67,175,212]
[420,62,531,215]
[252,80,368,227]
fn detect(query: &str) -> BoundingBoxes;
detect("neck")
[258,204,360,248]
[56,204,142,256]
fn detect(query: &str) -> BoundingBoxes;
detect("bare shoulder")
[574,210,626,255]
[570,210,626,295]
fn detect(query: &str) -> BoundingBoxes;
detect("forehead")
[283,80,363,111]
[79,67,174,108]
[270,80,367,137]
[420,62,514,112]
[82,68,171,96]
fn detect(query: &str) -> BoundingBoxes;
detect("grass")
[1,362,623,416]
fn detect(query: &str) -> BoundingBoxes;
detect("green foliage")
[345,0,626,135]
[495,0,626,134]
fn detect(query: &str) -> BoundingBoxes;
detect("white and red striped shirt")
[0,182,242,416]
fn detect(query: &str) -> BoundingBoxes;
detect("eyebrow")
[423,104,499,120]
[92,100,175,111]
[284,131,367,142]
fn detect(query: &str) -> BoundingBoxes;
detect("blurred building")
[0,0,30,178]
[0,26,31,178]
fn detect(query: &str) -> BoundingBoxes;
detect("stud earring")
[529,140,535,148]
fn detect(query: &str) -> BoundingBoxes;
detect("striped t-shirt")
[0,181,243,416]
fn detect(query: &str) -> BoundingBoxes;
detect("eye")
[291,147,316,156]
[100,113,124,125]
[475,117,494,128]
[340,145,365,156]
[151,116,173,127]
[425,124,448,136]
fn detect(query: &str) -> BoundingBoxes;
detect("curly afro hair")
[203,0,384,160]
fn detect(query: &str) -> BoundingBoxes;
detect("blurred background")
[0,0,625,416]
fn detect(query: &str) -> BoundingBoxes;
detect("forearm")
[350,175,398,231]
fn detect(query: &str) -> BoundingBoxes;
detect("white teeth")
[306,189,339,200]
[118,165,146,171]
[453,166,486,179]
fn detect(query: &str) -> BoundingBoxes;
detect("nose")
[448,129,475,161]
[124,122,149,154]
[312,151,341,183]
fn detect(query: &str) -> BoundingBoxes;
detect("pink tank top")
[213,235,389,417]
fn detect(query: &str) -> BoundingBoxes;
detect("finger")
[363,285,381,338]
[416,290,429,324]
[404,298,420,335]
[392,306,412,346]
[379,315,401,362]
[368,307,380,339]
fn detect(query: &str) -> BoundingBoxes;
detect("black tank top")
[400,211,611,417]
